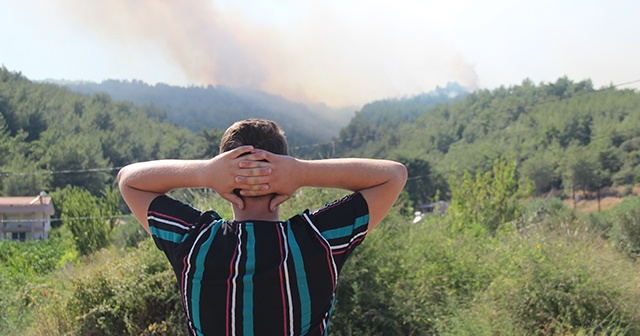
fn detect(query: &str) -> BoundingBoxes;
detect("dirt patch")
[560,185,638,213]
[563,197,625,213]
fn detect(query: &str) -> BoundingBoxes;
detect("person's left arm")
[118,146,272,233]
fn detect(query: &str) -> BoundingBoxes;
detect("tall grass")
[5,188,640,335]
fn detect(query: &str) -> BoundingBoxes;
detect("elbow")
[394,162,408,186]
[117,165,132,189]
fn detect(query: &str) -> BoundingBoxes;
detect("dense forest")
[0,68,213,197]
[2,68,640,335]
[59,79,355,149]
[336,77,640,203]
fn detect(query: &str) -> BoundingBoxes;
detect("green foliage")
[53,186,121,255]
[443,231,640,335]
[111,219,149,250]
[332,198,640,335]
[5,187,640,335]
[62,79,345,150]
[398,155,449,207]
[607,196,640,258]
[447,159,531,234]
[0,238,75,277]
[335,77,640,199]
[25,241,186,336]
[0,233,77,334]
[0,67,207,197]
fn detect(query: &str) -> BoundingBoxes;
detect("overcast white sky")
[1,0,638,107]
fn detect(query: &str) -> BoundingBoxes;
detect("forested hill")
[0,68,209,196]
[58,79,354,147]
[336,77,640,199]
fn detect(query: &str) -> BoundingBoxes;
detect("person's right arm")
[118,146,272,233]
[237,155,407,230]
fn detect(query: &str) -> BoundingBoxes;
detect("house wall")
[0,212,50,241]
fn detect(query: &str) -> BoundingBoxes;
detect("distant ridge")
[56,79,355,148]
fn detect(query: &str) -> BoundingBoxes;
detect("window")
[11,232,26,241]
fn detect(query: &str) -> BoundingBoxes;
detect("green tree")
[561,144,598,199]
[56,186,121,256]
[398,156,448,207]
[520,149,561,195]
[447,159,531,234]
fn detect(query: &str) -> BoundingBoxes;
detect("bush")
[608,196,640,258]
[53,186,121,256]
[438,210,640,336]
[26,241,185,336]
[447,159,531,235]
[111,219,148,249]
[0,237,76,277]
[0,234,77,335]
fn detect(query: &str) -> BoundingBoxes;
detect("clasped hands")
[213,145,298,211]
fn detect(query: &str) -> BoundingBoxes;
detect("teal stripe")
[243,224,255,336]
[287,221,312,334]
[324,295,337,336]
[191,221,221,335]
[150,226,187,244]
[321,214,369,239]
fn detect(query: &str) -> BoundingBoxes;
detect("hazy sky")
[1,0,638,107]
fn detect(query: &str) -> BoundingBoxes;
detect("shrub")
[608,196,640,258]
[26,241,186,336]
[447,159,531,235]
[111,219,148,249]
[443,225,640,335]
[53,186,121,256]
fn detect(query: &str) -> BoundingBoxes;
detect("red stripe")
[148,211,194,226]
[332,236,366,255]
[311,231,336,290]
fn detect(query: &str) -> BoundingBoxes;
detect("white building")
[0,193,55,241]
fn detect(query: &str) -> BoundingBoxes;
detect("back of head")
[219,119,288,155]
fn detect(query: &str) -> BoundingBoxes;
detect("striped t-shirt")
[148,192,370,336]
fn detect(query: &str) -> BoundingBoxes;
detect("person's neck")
[232,196,280,222]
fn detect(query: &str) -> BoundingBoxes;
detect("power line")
[0,167,122,177]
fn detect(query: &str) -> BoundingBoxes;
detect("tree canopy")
[334,77,640,202]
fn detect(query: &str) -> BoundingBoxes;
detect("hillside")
[336,77,640,203]
[0,67,206,196]
[57,79,355,150]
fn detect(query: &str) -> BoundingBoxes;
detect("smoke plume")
[41,0,480,106]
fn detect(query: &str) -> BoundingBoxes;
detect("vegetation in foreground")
[2,160,639,335]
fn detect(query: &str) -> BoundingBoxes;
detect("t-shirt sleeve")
[147,195,220,262]
[308,192,370,271]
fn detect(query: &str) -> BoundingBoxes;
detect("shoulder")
[305,192,369,235]
[311,192,368,219]
[148,195,222,233]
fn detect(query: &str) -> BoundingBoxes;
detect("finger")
[240,187,272,197]
[228,145,255,158]
[243,150,268,161]
[238,160,272,169]
[241,167,272,177]
[222,193,245,210]
[239,184,270,192]
[260,151,280,163]
[236,175,271,185]
[269,194,289,212]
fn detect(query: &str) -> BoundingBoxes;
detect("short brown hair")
[219,119,288,155]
